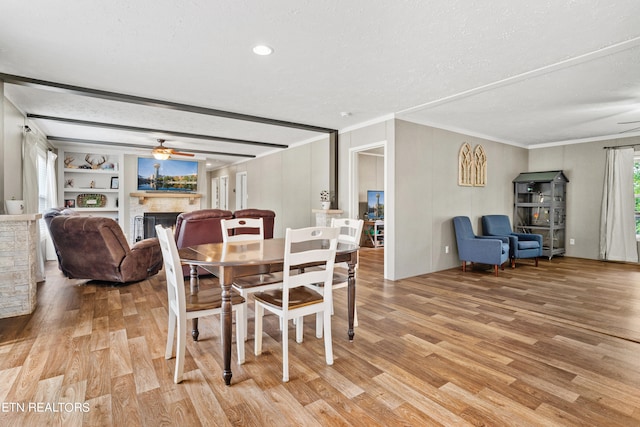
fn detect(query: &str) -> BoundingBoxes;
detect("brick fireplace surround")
[128,192,202,243]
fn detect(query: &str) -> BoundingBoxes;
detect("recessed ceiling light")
[253,45,273,56]
[340,112,352,118]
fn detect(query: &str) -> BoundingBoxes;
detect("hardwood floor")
[1,249,639,426]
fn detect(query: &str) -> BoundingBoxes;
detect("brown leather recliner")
[233,208,276,239]
[44,207,79,268]
[48,215,163,283]
[174,209,234,276]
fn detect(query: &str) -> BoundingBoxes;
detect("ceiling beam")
[1,73,336,134]
[47,136,256,158]
[28,114,288,149]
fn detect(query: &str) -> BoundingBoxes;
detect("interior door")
[236,171,247,210]
[211,177,219,208]
[220,175,229,210]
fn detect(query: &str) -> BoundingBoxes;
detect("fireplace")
[128,192,201,244]
[134,212,181,241]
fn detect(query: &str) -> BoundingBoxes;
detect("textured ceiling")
[1,1,639,167]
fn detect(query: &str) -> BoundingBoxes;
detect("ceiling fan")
[151,139,195,160]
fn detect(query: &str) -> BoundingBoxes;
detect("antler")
[64,156,74,168]
[85,155,107,169]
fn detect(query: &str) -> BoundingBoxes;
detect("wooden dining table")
[178,238,359,385]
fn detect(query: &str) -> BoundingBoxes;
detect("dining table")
[178,237,359,385]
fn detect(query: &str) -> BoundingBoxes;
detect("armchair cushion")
[48,215,162,283]
[517,240,540,250]
[482,215,543,265]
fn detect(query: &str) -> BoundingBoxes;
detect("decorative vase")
[5,199,24,215]
[320,201,331,210]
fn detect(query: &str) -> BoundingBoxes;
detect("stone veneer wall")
[128,195,201,243]
[0,214,40,318]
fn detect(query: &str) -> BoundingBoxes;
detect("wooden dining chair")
[253,226,339,382]
[306,218,364,337]
[221,217,284,341]
[155,225,246,384]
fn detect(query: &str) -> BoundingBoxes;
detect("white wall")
[393,120,528,279]
[2,96,25,212]
[210,136,331,238]
[358,153,384,204]
[529,135,640,260]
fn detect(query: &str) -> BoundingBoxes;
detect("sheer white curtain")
[45,150,58,260]
[599,147,639,262]
[46,150,58,209]
[22,129,46,281]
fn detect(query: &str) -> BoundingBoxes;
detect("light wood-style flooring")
[1,250,640,426]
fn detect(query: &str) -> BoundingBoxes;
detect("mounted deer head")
[85,154,107,169]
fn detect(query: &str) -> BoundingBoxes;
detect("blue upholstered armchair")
[453,216,509,276]
[482,215,542,268]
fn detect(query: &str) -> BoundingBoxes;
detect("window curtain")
[45,150,58,260]
[599,147,639,262]
[22,129,46,281]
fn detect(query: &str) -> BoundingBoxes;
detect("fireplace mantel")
[129,192,202,204]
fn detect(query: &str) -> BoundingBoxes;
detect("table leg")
[347,257,356,342]
[219,266,233,385]
[190,264,200,341]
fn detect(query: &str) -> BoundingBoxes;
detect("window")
[635,158,640,236]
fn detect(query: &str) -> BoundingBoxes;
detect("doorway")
[211,177,219,208]
[219,175,229,210]
[236,171,247,210]
[349,141,390,279]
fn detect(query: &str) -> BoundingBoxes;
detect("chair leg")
[316,312,323,338]
[296,316,304,343]
[242,290,249,341]
[461,261,466,272]
[354,305,359,328]
[254,302,264,356]
[323,309,333,366]
[174,317,187,384]
[235,304,245,364]
[494,265,499,277]
[534,257,539,267]
[282,317,289,382]
[166,309,176,360]
[511,258,516,268]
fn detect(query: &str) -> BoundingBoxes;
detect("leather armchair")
[44,207,79,268]
[174,209,234,276]
[233,208,275,238]
[453,216,509,276]
[482,214,542,268]
[48,215,162,283]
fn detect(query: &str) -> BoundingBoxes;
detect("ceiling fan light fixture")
[153,152,170,160]
[252,44,273,56]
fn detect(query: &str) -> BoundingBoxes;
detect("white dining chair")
[253,226,339,382]
[221,217,284,340]
[221,217,264,242]
[155,225,246,384]
[306,218,363,337]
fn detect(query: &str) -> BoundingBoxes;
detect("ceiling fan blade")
[169,151,195,157]
[617,120,640,124]
[152,139,194,157]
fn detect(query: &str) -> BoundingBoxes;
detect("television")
[367,190,384,219]
[137,157,198,192]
